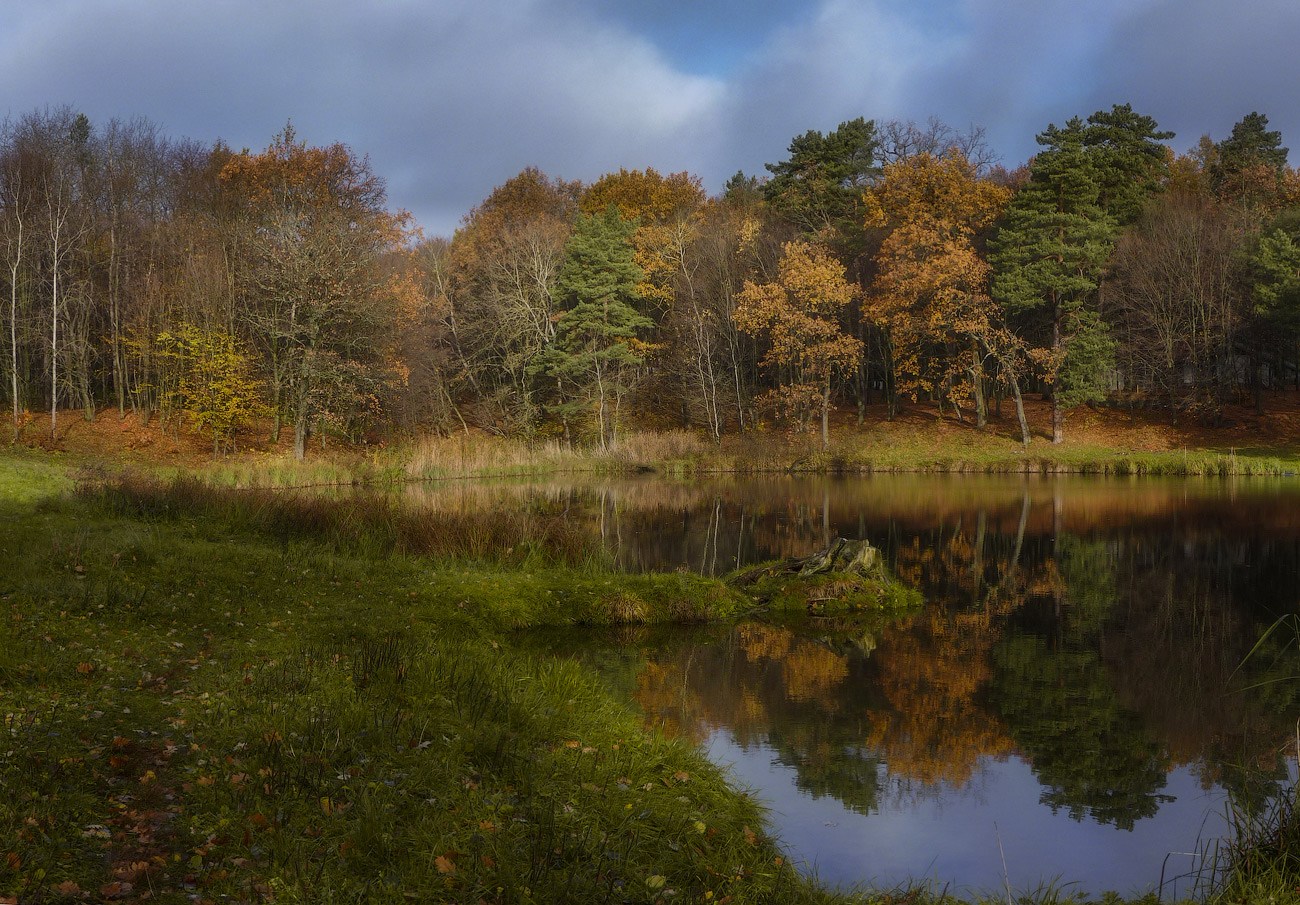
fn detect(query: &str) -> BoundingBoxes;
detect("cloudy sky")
[2,0,1295,236]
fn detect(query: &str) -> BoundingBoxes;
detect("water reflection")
[412,474,1300,896]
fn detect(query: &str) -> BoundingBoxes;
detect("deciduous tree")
[734,241,862,449]
[452,167,579,434]
[220,125,405,458]
[155,323,264,452]
[864,151,1011,429]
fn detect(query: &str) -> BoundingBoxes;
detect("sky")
[2,0,1297,237]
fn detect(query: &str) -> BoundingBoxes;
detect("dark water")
[410,474,1300,899]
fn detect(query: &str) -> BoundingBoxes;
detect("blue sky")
[2,0,1296,236]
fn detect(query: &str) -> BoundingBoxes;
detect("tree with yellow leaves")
[155,323,265,453]
[734,241,861,449]
[865,151,1027,437]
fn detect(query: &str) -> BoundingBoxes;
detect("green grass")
[0,475,797,903]
[0,452,1285,904]
[0,445,77,501]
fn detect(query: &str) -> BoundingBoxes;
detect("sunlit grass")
[0,447,76,502]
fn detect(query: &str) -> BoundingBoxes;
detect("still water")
[413,474,1300,899]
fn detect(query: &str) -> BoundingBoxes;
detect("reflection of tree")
[457,474,1300,825]
[991,635,1171,830]
[633,624,890,816]
[1054,537,1117,636]
[866,610,1014,786]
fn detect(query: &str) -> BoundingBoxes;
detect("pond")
[411,474,1300,899]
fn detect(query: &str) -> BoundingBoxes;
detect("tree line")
[3,104,1298,455]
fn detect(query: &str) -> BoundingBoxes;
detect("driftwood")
[730,538,882,589]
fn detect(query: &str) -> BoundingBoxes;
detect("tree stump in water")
[728,538,913,617]
[731,538,882,588]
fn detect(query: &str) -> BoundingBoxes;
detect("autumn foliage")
[734,241,862,447]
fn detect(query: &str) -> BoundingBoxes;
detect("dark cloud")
[2,0,1295,236]
[1088,0,1300,152]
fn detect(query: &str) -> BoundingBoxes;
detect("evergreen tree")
[1211,112,1292,209]
[534,208,650,448]
[990,118,1117,443]
[1215,112,1290,182]
[1082,103,1174,225]
[1248,208,1300,393]
[763,117,878,258]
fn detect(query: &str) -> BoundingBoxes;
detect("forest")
[2,104,1298,458]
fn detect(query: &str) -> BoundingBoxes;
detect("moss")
[732,562,923,620]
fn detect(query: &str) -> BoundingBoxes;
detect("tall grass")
[93,473,598,565]
[401,429,716,480]
[401,429,1300,480]
[1200,614,1300,903]
[1205,784,1300,903]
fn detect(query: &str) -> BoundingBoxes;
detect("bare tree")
[1105,192,1249,415]
[878,117,999,174]
[0,127,33,438]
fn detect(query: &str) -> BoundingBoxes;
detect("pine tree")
[1215,112,1290,181]
[990,118,1117,443]
[1211,111,1292,208]
[763,117,878,258]
[534,208,651,448]
[1082,104,1174,226]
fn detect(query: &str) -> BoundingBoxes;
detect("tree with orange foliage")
[219,124,407,458]
[864,151,1019,433]
[734,241,861,449]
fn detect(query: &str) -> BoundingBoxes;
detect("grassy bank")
[2,454,1289,903]
[0,466,813,904]
[11,397,1300,488]
[391,429,1300,484]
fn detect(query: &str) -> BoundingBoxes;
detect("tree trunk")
[50,254,59,440]
[1051,310,1063,444]
[972,345,986,429]
[1011,375,1031,449]
[293,409,308,461]
[9,225,21,441]
[821,379,830,451]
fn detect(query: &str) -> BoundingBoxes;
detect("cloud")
[2,0,1297,236]
[0,0,724,235]
[1089,0,1300,152]
[720,1,933,147]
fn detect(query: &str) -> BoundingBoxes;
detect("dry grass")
[8,390,1300,480]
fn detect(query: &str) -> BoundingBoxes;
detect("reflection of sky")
[706,731,1232,900]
